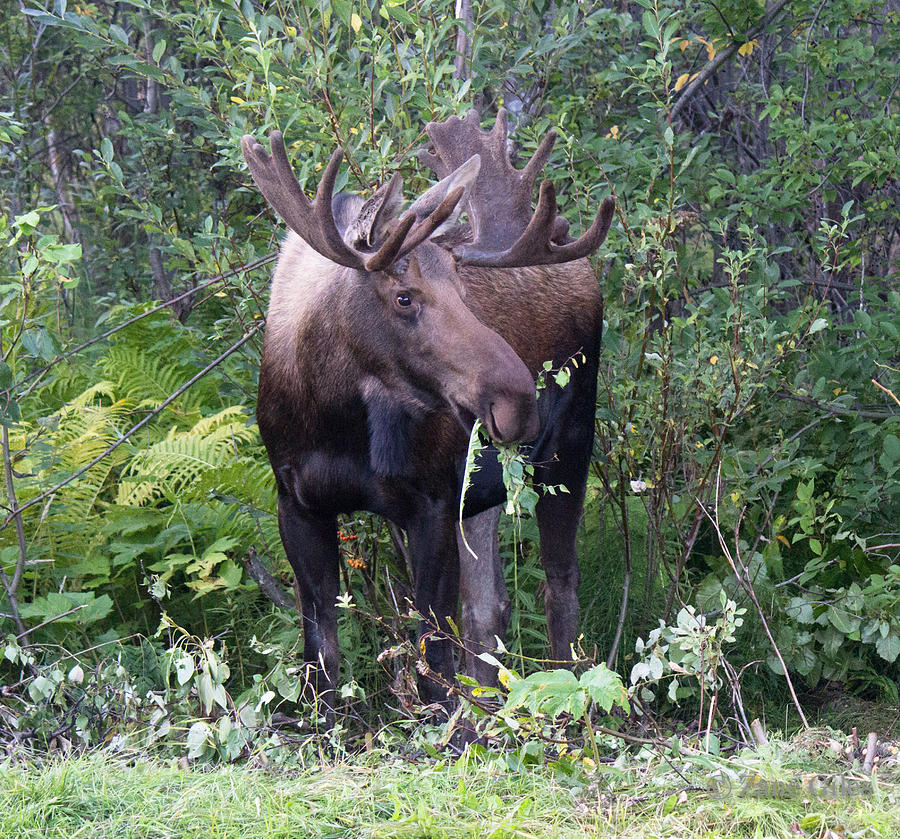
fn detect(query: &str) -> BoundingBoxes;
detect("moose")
[241,109,614,711]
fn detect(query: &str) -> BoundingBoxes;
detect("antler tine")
[420,109,615,268]
[241,131,366,270]
[548,196,616,262]
[522,130,558,185]
[458,192,616,268]
[363,214,416,273]
[364,186,464,272]
[397,186,465,258]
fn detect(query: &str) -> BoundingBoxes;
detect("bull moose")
[241,109,614,712]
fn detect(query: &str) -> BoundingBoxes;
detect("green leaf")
[15,210,40,230]
[109,24,129,44]
[152,38,166,63]
[579,664,629,713]
[43,242,82,263]
[175,654,194,686]
[18,591,113,624]
[186,721,211,758]
[826,606,857,635]
[28,675,56,703]
[875,633,900,663]
[101,137,113,164]
[505,668,587,718]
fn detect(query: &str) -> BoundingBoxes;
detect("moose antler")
[241,131,463,272]
[419,109,615,267]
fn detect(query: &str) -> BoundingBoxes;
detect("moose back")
[242,109,614,710]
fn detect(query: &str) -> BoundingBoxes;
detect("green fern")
[117,409,258,506]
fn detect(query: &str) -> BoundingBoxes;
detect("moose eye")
[395,293,412,308]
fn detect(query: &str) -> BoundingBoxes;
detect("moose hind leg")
[457,504,509,687]
[276,490,340,711]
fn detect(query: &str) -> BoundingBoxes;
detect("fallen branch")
[243,546,294,610]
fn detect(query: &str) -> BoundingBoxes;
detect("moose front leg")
[276,490,340,713]
[536,488,584,666]
[406,501,461,709]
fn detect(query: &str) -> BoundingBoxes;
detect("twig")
[872,379,900,408]
[1,253,275,401]
[1,327,261,531]
[670,0,793,122]
[607,481,633,669]
[15,604,87,639]
[698,464,809,729]
[776,390,895,420]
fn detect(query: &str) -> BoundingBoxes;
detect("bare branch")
[670,0,793,123]
[243,546,294,610]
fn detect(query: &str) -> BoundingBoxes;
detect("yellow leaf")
[675,73,690,92]
[285,25,297,36]
[777,534,790,547]
[350,12,362,32]
[738,39,757,57]
[709,355,718,365]
[706,42,716,61]
[679,38,690,52]
[230,96,244,104]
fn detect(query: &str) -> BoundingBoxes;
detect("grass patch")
[2,733,899,839]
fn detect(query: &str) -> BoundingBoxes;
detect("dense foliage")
[1,0,899,757]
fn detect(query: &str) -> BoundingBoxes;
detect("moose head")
[241,112,614,450]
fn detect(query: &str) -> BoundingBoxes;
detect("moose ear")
[344,173,405,250]
[408,154,481,239]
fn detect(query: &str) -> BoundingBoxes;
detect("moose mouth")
[448,394,539,446]
[478,399,538,445]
